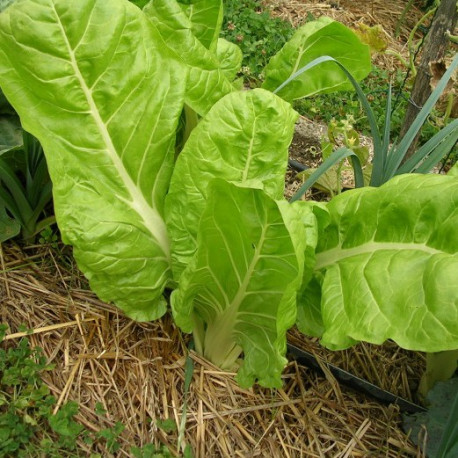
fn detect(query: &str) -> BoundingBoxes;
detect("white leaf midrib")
[51,3,170,259]
[227,222,268,315]
[315,241,445,270]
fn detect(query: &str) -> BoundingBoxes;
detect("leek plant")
[286,53,458,202]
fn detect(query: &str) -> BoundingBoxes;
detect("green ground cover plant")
[221,0,294,81]
[0,0,457,391]
[0,326,177,456]
[0,327,84,457]
[0,328,54,456]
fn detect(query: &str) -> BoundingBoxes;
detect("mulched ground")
[0,1,435,456]
[1,243,425,456]
[263,0,425,71]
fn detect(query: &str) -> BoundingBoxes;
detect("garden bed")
[1,0,454,456]
[263,0,424,71]
[1,243,425,456]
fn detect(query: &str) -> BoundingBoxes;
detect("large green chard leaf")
[172,179,307,388]
[165,89,298,279]
[178,0,223,52]
[262,17,371,102]
[297,174,458,352]
[216,38,243,82]
[295,201,329,337]
[0,0,186,320]
[144,0,234,115]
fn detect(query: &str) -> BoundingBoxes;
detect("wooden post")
[399,0,457,162]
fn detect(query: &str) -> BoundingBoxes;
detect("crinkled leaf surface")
[165,89,298,279]
[292,200,328,291]
[144,0,233,115]
[297,174,458,351]
[0,0,186,320]
[172,180,306,388]
[178,0,223,51]
[216,38,242,81]
[262,17,371,102]
[294,201,329,337]
[0,0,15,12]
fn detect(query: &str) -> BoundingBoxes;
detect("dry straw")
[0,3,435,456]
[262,0,425,71]
[1,241,425,457]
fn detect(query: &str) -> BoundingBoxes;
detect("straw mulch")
[262,0,426,71]
[1,242,426,457]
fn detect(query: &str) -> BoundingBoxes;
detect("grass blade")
[32,215,56,237]
[371,84,393,186]
[290,147,363,202]
[28,157,50,208]
[349,155,364,188]
[412,129,458,174]
[25,181,53,235]
[273,56,382,154]
[0,187,21,222]
[396,119,458,174]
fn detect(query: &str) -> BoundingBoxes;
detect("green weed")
[0,328,178,456]
[38,226,59,248]
[131,443,175,458]
[0,327,67,457]
[221,0,294,82]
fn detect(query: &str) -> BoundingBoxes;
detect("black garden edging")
[287,343,426,414]
[288,159,309,172]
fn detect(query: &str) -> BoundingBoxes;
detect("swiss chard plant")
[143,0,371,119]
[0,0,457,389]
[296,173,458,353]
